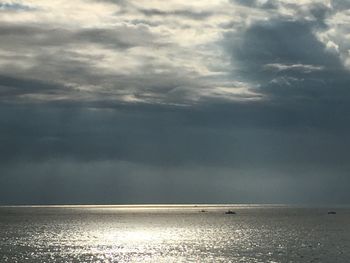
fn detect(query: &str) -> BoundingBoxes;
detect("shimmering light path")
[0,205,349,262]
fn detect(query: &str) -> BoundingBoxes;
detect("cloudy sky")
[1,0,350,204]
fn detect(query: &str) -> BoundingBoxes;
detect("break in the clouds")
[1,0,350,204]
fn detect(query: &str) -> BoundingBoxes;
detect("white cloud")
[316,8,350,69]
[264,63,325,73]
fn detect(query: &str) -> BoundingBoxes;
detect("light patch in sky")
[264,63,325,73]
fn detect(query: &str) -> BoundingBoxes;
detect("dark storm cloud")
[226,20,339,76]
[218,12,350,172]
[224,17,350,103]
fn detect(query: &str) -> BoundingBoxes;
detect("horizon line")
[1,203,349,208]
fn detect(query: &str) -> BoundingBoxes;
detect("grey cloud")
[93,0,128,6]
[231,0,278,9]
[331,0,350,10]
[308,3,331,25]
[137,8,213,20]
[0,55,204,105]
[0,74,67,98]
[75,26,157,49]
[0,21,202,105]
[0,24,156,50]
[0,2,34,11]
[0,23,182,102]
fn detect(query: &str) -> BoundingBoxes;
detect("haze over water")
[1,205,349,262]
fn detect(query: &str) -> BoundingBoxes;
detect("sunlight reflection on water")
[0,205,349,262]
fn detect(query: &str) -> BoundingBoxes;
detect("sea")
[0,205,349,262]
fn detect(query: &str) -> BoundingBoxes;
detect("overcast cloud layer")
[1,0,350,204]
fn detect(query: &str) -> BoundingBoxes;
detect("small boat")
[200,209,207,213]
[327,211,336,215]
[225,210,236,215]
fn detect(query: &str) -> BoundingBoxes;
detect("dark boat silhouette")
[225,210,236,215]
[327,211,336,215]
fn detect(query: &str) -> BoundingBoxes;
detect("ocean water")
[0,205,349,262]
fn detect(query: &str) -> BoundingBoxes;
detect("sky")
[1,0,350,205]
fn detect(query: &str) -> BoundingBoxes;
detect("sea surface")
[0,205,349,262]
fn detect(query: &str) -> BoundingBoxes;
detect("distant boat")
[225,210,236,215]
[200,209,207,213]
[327,211,336,215]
